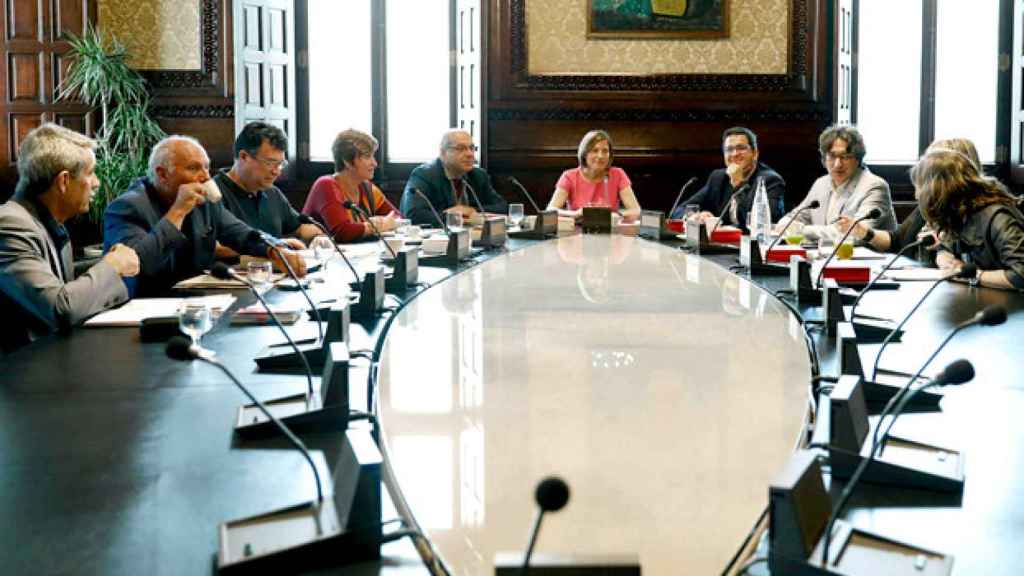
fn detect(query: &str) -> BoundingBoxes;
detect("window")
[303,0,453,168]
[856,0,1004,165]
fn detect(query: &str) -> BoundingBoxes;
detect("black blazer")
[399,158,507,226]
[671,162,786,231]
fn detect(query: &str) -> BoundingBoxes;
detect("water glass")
[310,236,334,271]
[508,203,525,228]
[683,204,700,223]
[178,301,213,346]
[445,211,464,232]
[246,260,273,288]
[817,236,836,260]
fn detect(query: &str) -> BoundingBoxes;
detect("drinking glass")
[178,301,213,347]
[817,236,836,260]
[683,204,699,223]
[445,211,464,232]
[246,260,272,289]
[508,203,525,228]
[310,236,334,272]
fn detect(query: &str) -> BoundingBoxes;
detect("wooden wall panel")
[8,52,40,100]
[54,0,86,39]
[7,0,41,41]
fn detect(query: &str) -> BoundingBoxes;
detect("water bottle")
[751,177,772,245]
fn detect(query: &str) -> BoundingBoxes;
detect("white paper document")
[84,294,236,327]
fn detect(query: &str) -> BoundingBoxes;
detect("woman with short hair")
[302,129,399,243]
[547,130,641,222]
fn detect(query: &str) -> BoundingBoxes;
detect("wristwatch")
[862,227,875,243]
[969,269,981,287]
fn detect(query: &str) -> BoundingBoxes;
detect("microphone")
[847,237,926,322]
[412,187,449,234]
[814,207,882,288]
[261,238,323,344]
[763,199,821,255]
[343,200,398,259]
[870,263,979,381]
[707,183,750,239]
[508,176,542,213]
[211,262,314,397]
[297,213,363,285]
[667,176,699,220]
[821,356,975,568]
[460,176,487,218]
[165,336,323,503]
[522,477,570,571]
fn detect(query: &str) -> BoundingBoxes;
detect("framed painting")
[587,0,730,39]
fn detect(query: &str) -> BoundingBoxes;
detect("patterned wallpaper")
[98,0,202,70]
[527,0,789,75]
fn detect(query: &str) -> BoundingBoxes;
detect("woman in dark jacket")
[913,148,1024,290]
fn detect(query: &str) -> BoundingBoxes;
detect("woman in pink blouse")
[546,130,641,222]
[302,129,400,243]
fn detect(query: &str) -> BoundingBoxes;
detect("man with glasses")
[400,129,507,226]
[671,126,786,231]
[213,121,320,257]
[776,124,896,242]
[104,134,307,297]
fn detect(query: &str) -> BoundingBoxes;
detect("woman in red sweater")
[302,129,399,243]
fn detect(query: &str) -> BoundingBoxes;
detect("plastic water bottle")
[750,177,772,245]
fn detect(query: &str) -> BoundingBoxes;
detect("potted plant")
[57,25,166,247]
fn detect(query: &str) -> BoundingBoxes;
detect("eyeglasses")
[447,144,478,153]
[723,144,752,154]
[824,152,856,163]
[249,154,289,170]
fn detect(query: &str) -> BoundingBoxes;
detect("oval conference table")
[376,234,812,575]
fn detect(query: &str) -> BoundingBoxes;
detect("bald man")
[399,129,507,226]
[104,135,306,297]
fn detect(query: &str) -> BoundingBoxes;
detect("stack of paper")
[85,294,236,327]
[230,302,303,325]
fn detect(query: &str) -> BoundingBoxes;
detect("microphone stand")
[413,187,470,267]
[344,201,398,259]
[821,356,974,568]
[168,338,324,500]
[508,176,558,238]
[667,177,699,220]
[869,265,975,382]
[299,214,364,286]
[844,239,927,343]
[266,242,323,344]
[344,201,417,292]
[462,177,507,249]
[763,200,820,256]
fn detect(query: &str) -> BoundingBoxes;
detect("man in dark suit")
[399,129,507,226]
[671,126,786,231]
[0,123,139,353]
[104,135,306,297]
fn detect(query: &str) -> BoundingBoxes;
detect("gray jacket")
[0,198,127,353]
[782,166,897,244]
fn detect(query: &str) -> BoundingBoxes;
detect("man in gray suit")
[0,123,139,353]
[775,124,897,244]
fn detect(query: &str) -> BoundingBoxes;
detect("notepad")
[84,294,236,327]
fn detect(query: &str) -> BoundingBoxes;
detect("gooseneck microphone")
[763,199,821,255]
[343,200,397,259]
[870,263,979,381]
[297,213,362,285]
[412,187,449,234]
[872,304,1006,452]
[522,477,570,572]
[667,176,699,220]
[707,183,751,239]
[166,336,323,502]
[262,239,323,344]
[847,237,927,321]
[461,176,487,218]
[821,357,976,567]
[508,176,543,214]
[210,262,314,397]
[814,207,882,288]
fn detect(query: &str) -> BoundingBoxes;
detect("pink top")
[556,166,632,211]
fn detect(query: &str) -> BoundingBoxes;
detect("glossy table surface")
[376,234,812,575]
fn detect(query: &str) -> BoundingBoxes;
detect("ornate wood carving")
[150,104,234,118]
[488,107,830,122]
